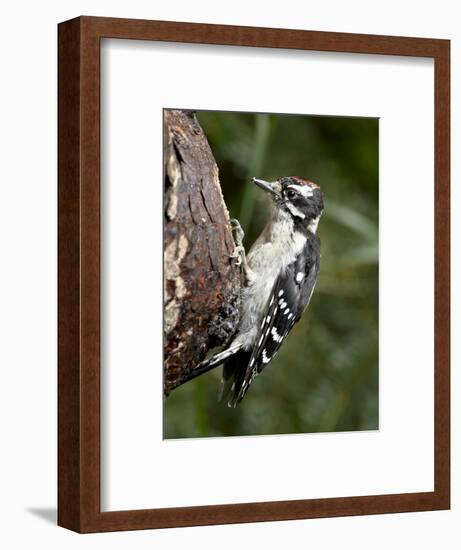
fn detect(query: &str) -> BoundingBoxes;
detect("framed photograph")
[58,16,450,533]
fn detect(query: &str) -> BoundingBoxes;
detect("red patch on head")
[291,176,320,189]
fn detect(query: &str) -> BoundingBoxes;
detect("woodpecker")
[190,176,324,406]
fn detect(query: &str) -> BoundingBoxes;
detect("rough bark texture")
[164,110,241,395]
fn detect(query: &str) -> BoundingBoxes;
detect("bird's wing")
[234,243,320,404]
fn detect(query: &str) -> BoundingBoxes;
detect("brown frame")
[58,15,450,533]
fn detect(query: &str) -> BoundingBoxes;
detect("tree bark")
[164,110,241,395]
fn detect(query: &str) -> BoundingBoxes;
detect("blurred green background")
[164,110,379,438]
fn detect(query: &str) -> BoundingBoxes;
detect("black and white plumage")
[194,176,324,406]
[235,236,321,403]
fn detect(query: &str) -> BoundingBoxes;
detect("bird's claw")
[225,246,244,267]
[230,218,245,245]
[232,246,245,267]
[228,218,247,271]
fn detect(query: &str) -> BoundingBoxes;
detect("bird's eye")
[286,189,296,199]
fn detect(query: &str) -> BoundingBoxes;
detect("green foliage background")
[164,111,379,438]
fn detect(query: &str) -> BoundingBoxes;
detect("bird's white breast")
[234,212,306,349]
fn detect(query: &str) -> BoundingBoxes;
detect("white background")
[101,40,434,511]
[0,0,458,548]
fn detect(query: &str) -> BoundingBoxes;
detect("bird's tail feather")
[186,344,243,384]
[219,350,251,407]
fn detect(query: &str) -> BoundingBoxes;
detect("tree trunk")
[164,110,241,395]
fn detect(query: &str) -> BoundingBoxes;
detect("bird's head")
[252,176,324,233]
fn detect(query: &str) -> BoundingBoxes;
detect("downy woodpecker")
[191,176,324,406]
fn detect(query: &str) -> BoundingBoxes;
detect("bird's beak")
[252,178,282,199]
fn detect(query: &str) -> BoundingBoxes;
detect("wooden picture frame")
[58,16,450,533]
